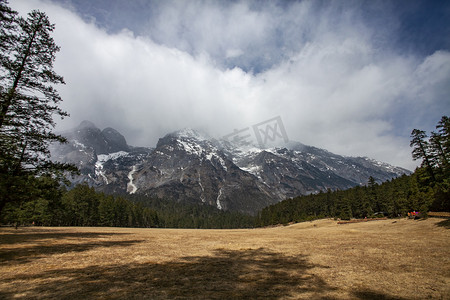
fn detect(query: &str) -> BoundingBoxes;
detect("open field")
[1,218,449,299]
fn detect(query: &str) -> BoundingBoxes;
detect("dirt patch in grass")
[0,218,449,299]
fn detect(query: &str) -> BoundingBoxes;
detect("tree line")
[0,182,159,227]
[0,182,255,229]
[127,194,255,229]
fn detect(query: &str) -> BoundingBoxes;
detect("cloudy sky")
[10,0,450,170]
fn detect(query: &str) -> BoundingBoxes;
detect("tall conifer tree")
[0,1,75,215]
[410,129,436,182]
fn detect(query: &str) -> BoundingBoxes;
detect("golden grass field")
[1,218,449,299]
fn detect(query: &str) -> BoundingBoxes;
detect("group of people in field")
[407,211,421,219]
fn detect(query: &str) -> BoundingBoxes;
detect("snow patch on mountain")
[94,161,108,184]
[97,151,129,163]
[198,174,207,203]
[206,152,227,171]
[176,135,228,171]
[127,165,138,194]
[73,140,87,150]
[173,128,210,141]
[95,151,129,184]
[240,164,262,177]
[178,140,203,156]
[216,187,223,210]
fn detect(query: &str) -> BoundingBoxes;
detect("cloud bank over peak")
[10,0,450,170]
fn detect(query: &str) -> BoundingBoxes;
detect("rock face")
[51,122,411,215]
[102,127,130,153]
[130,129,275,214]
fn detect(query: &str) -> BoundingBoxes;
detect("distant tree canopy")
[410,116,450,183]
[0,183,159,227]
[0,0,76,216]
[0,184,256,229]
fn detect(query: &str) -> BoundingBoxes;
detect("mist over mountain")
[51,121,410,215]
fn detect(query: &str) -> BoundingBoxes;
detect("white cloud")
[9,0,450,170]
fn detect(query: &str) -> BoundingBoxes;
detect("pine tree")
[435,116,450,176]
[0,2,76,215]
[429,132,446,170]
[0,0,16,53]
[436,116,450,150]
[431,116,450,210]
[410,129,436,182]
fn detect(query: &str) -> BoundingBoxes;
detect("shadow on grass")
[0,229,143,265]
[435,219,450,229]
[352,288,406,300]
[0,228,129,245]
[1,248,336,299]
[0,239,144,265]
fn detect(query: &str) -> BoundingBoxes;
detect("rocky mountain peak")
[171,128,210,141]
[102,127,129,152]
[77,120,98,130]
[54,121,130,156]
[157,128,211,149]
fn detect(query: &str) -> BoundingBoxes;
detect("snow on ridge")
[177,139,229,171]
[263,148,279,155]
[97,151,129,163]
[173,128,210,141]
[240,164,262,177]
[225,141,262,154]
[178,140,204,156]
[359,157,408,174]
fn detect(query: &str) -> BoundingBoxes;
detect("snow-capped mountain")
[50,121,151,193]
[51,121,411,215]
[130,129,276,213]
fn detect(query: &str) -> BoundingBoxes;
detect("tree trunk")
[0,27,37,128]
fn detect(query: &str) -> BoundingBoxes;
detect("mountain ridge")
[50,121,411,215]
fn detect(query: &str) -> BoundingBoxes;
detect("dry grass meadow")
[1,218,449,299]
